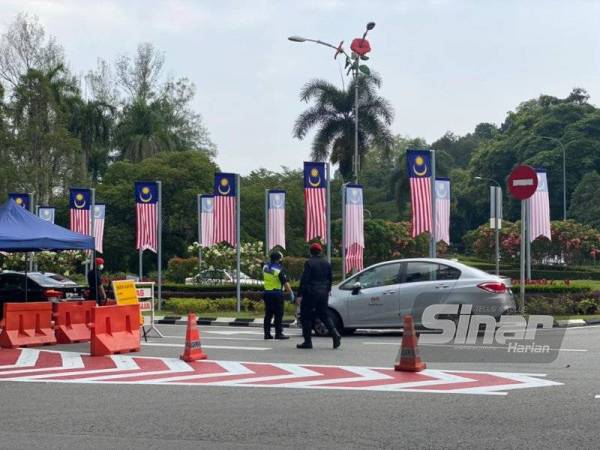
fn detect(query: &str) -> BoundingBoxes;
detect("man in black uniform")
[87,257,107,305]
[296,242,341,349]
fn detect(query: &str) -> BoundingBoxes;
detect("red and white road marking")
[0,349,561,396]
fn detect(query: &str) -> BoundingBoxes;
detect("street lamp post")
[537,135,567,221]
[289,22,375,183]
[476,176,502,276]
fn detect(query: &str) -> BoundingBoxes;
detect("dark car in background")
[0,271,86,319]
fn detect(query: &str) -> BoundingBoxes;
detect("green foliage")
[186,241,264,279]
[293,74,394,181]
[165,257,197,284]
[166,297,296,316]
[569,171,600,229]
[0,251,86,275]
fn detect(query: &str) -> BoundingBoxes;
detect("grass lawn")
[553,314,600,321]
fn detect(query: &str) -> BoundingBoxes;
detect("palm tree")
[293,73,394,181]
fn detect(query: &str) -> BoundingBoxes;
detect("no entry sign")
[508,165,538,200]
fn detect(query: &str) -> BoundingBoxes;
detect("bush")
[166,297,296,316]
[511,284,591,294]
[165,257,198,283]
[283,256,306,281]
[186,242,264,279]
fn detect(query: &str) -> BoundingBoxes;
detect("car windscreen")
[27,273,66,287]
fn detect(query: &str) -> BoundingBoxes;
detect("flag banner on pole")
[69,188,91,235]
[304,161,327,242]
[135,181,158,253]
[94,204,106,254]
[268,190,286,250]
[38,207,55,224]
[407,150,432,238]
[8,193,31,210]
[435,178,450,244]
[528,169,551,242]
[344,184,364,272]
[213,173,237,246]
[200,195,215,247]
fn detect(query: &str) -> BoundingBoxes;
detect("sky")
[2,0,600,175]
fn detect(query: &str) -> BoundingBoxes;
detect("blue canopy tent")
[0,199,94,251]
[0,199,95,302]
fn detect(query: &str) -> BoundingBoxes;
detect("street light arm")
[475,176,501,188]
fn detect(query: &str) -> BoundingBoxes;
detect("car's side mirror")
[351,282,362,295]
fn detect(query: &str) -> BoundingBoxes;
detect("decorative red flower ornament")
[350,38,371,56]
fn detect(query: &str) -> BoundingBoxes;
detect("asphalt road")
[0,323,598,449]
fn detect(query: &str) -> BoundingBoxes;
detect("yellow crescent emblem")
[15,197,23,205]
[413,155,428,177]
[308,167,322,187]
[140,186,153,203]
[74,193,86,209]
[218,177,231,195]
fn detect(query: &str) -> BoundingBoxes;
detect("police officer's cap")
[270,251,283,262]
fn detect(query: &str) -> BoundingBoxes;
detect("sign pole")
[326,163,331,264]
[526,199,532,281]
[342,183,347,280]
[236,174,241,313]
[138,250,143,280]
[157,180,163,311]
[520,200,526,313]
[28,192,35,273]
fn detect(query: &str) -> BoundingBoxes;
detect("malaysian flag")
[407,150,432,238]
[8,193,31,210]
[435,178,450,244]
[213,173,237,246]
[69,188,91,235]
[344,184,364,273]
[94,204,106,253]
[268,190,286,250]
[528,169,551,242]
[135,181,158,253]
[304,162,327,243]
[200,195,215,247]
[38,207,55,224]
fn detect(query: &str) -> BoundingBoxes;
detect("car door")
[398,261,461,323]
[346,262,402,327]
[0,274,26,301]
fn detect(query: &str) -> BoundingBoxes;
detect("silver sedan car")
[315,258,515,336]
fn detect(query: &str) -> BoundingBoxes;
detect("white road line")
[155,335,271,342]
[0,348,39,369]
[141,342,271,351]
[61,353,85,369]
[136,361,252,384]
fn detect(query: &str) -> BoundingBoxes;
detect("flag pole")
[526,199,532,281]
[236,174,241,313]
[197,194,202,273]
[34,203,39,272]
[430,149,437,258]
[341,183,347,280]
[326,163,331,264]
[264,189,269,257]
[157,180,163,311]
[28,192,34,273]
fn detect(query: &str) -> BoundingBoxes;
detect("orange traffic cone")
[180,313,207,362]
[394,314,426,372]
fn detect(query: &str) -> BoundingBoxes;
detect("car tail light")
[43,289,64,301]
[477,282,507,294]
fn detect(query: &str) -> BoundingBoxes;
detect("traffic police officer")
[296,243,341,349]
[262,251,293,340]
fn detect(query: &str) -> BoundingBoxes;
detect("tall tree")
[569,171,600,229]
[293,73,394,181]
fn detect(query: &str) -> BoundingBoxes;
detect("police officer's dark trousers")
[300,287,338,344]
[263,291,284,337]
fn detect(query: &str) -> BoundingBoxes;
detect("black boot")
[332,330,341,349]
[297,341,313,349]
[297,321,313,349]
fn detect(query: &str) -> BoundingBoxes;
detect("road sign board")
[508,165,538,200]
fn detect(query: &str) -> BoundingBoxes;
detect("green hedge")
[526,296,600,315]
[512,285,592,294]
[499,270,600,280]
[165,298,297,316]
[163,282,300,293]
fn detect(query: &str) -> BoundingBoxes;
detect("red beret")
[309,242,322,252]
[95,257,105,265]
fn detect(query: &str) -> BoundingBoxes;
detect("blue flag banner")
[38,207,56,224]
[303,162,327,188]
[214,173,237,197]
[406,150,432,178]
[8,193,31,210]
[135,181,159,204]
[69,188,91,210]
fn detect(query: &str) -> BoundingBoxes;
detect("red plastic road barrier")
[394,315,426,372]
[54,301,96,344]
[0,302,57,348]
[180,313,207,362]
[90,304,141,356]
